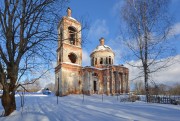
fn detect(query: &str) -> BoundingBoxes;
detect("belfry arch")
[68,26,77,45]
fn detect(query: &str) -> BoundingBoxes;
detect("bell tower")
[55,7,82,96]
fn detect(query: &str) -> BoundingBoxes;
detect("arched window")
[68,26,77,45]
[100,58,103,64]
[106,57,108,64]
[59,54,61,62]
[109,56,111,64]
[95,58,97,65]
[68,53,77,63]
[91,57,94,66]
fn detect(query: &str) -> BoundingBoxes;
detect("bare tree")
[169,83,180,95]
[0,83,2,90]
[0,0,67,116]
[121,0,175,102]
[134,80,144,95]
[23,79,42,92]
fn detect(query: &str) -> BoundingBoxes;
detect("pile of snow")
[36,89,43,93]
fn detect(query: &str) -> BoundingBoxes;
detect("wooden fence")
[120,95,180,105]
[149,95,180,105]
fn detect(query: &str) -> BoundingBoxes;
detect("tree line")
[134,81,180,95]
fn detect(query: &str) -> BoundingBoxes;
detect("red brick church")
[55,8,129,96]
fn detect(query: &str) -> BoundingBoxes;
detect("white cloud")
[82,49,90,66]
[151,55,180,84]
[125,55,180,88]
[170,22,180,36]
[88,19,109,41]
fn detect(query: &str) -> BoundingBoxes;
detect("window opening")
[91,57,94,66]
[106,57,108,64]
[100,58,103,64]
[68,26,76,45]
[68,53,77,63]
[95,58,97,65]
[109,56,111,64]
[93,81,97,92]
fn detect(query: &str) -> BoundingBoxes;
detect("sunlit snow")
[0,94,179,121]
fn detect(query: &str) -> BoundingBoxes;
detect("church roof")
[91,37,114,55]
[68,16,77,21]
[92,45,113,53]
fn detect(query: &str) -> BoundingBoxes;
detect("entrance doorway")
[93,81,97,92]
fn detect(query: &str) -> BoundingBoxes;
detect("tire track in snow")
[59,97,129,121]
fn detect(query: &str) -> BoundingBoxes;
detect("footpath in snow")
[0,94,180,121]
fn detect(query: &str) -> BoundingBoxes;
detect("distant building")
[55,8,129,96]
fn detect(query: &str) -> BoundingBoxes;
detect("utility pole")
[89,71,90,95]
[57,77,59,104]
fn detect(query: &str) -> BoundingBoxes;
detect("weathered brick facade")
[55,8,129,96]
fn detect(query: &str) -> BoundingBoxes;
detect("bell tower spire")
[99,37,104,46]
[67,7,72,17]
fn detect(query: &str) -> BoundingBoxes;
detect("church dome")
[91,37,114,54]
[93,44,113,53]
[90,38,115,67]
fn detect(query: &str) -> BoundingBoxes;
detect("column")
[123,74,126,93]
[118,72,121,94]
[126,73,130,93]
[113,71,117,93]
[111,70,115,94]
[121,73,124,93]
[88,71,91,95]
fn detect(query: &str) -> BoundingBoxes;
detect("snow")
[83,66,109,70]
[37,89,43,93]
[0,94,180,121]
[68,17,77,21]
[92,45,113,53]
[62,62,81,66]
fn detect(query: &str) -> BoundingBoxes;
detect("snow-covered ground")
[0,94,180,121]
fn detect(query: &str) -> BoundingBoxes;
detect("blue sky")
[13,1,180,87]
[38,0,180,88]
[65,0,180,66]
[66,0,126,65]
[57,0,180,88]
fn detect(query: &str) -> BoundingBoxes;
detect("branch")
[21,67,53,86]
